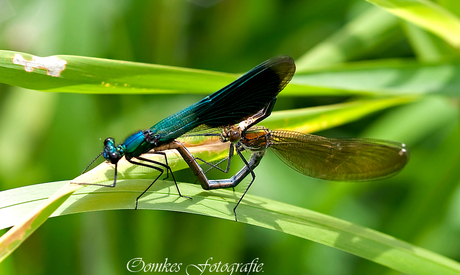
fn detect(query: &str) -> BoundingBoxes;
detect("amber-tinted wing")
[268,130,409,181]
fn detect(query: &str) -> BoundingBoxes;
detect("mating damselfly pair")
[81,56,408,221]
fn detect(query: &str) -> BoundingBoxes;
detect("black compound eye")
[104,150,122,164]
[109,152,121,164]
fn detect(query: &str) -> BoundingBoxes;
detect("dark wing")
[152,56,295,143]
[196,55,295,127]
[268,130,409,181]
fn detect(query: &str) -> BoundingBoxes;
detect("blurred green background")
[0,0,459,274]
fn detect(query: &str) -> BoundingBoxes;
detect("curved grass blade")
[1,50,460,97]
[0,182,82,261]
[0,51,310,96]
[1,178,460,274]
[366,0,460,48]
[296,7,400,71]
[293,59,460,96]
[263,96,418,132]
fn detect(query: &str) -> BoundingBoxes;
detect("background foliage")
[0,0,459,274]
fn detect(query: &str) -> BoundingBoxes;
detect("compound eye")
[103,149,122,164]
[229,130,241,143]
[104,137,114,146]
[108,152,121,164]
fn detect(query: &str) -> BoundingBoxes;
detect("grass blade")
[367,0,460,48]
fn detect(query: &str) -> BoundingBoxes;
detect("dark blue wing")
[151,55,295,144]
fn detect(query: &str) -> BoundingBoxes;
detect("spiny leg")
[127,158,165,210]
[144,150,170,180]
[247,97,277,128]
[131,156,192,209]
[231,147,256,222]
[194,99,275,191]
[76,162,118,188]
[195,143,236,174]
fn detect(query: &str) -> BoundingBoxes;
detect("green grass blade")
[0,183,82,261]
[0,50,235,94]
[2,50,459,97]
[1,178,460,275]
[264,96,418,132]
[366,0,460,48]
[296,7,400,71]
[294,59,460,96]
[0,50,308,96]
[402,21,460,62]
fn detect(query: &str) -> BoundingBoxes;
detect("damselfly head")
[103,137,123,164]
[221,125,241,143]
